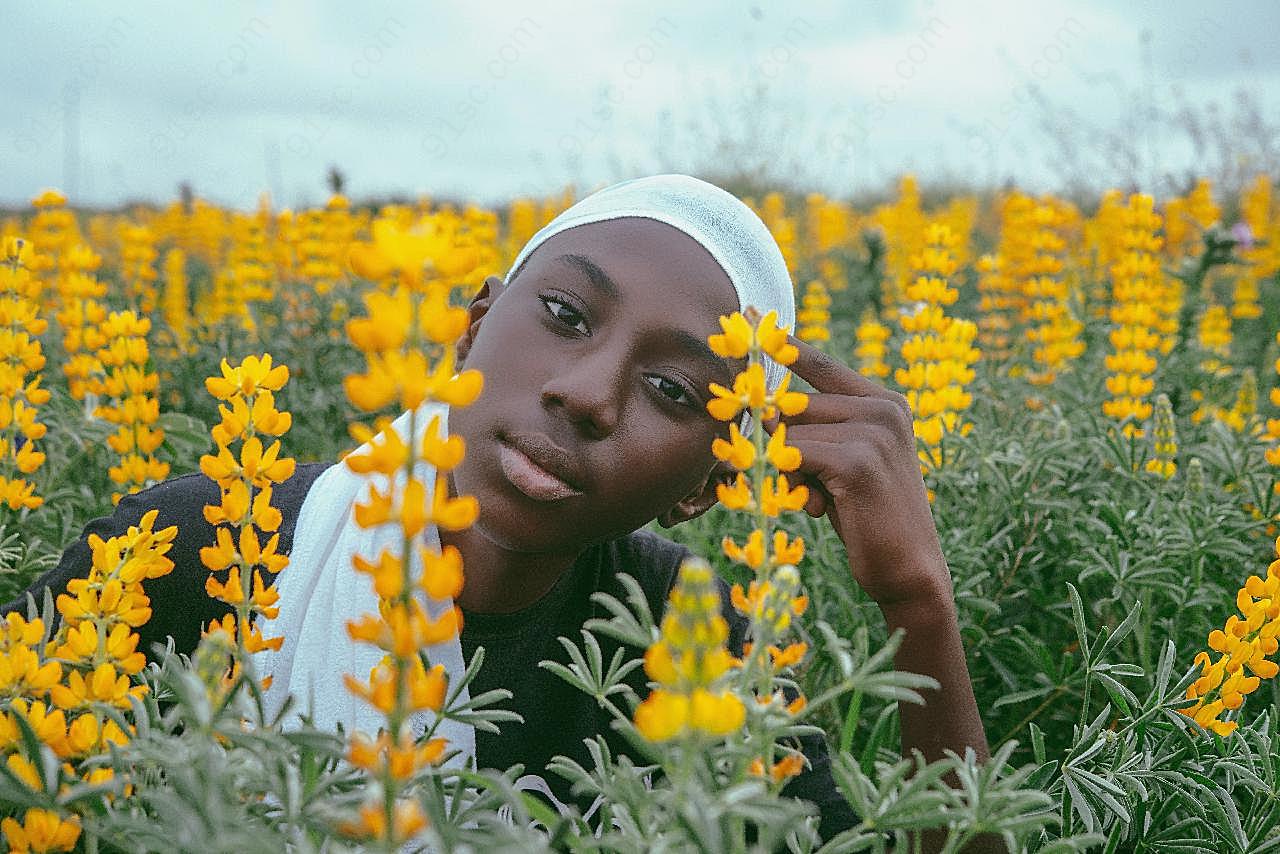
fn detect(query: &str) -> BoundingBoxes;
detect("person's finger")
[766,393,911,428]
[778,437,838,517]
[778,421,857,445]
[786,334,896,399]
[802,482,828,517]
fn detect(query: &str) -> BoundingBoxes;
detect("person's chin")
[455,457,586,551]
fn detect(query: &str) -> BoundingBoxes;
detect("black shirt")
[3,463,859,841]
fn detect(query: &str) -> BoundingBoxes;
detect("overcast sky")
[3,1,1277,209]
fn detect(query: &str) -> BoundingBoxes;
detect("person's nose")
[541,346,626,440]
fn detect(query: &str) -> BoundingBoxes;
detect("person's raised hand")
[764,334,953,611]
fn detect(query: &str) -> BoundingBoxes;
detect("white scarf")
[253,400,475,768]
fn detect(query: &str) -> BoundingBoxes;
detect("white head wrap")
[504,173,797,393]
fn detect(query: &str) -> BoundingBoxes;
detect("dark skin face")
[443,217,746,613]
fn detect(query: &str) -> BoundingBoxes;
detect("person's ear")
[656,463,732,528]
[457,274,505,363]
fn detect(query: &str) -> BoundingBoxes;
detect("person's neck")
[438,474,581,614]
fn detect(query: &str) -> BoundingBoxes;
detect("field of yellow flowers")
[1,175,1280,851]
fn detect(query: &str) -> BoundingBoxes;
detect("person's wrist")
[872,557,956,627]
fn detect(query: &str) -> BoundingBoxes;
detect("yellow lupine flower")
[708,311,754,358]
[711,422,755,470]
[854,307,892,379]
[715,473,754,511]
[634,559,745,743]
[0,808,81,853]
[198,354,294,683]
[708,364,808,423]
[1144,394,1178,479]
[1181,535,1280,735]
[797,281,831,344]
[765,423,802,472]
[94,310,168,504]
[348,214,481,289]
[1103,194,1165,437]
[0,237,49,509]
[340,212,484,847]
[895,222,978,479]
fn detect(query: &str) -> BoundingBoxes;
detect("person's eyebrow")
[667,327,738,383]
[555,253,620,301]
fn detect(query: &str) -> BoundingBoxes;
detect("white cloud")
[1,0,1275,209]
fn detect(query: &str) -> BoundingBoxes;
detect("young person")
[4,175,987,843]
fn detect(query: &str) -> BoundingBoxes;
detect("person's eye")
[645,375,697,409]
[539,295,589,334]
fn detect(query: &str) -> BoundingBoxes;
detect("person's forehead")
[520,217,737,310]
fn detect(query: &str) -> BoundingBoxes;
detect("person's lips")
[497,431,587,502]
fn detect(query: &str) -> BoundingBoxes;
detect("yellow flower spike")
[711,422,755,470]
[341,221,483,833]
[1183,536,1280,733]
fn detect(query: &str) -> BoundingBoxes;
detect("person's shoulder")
[112,460,332,523]
[607,527,690,583]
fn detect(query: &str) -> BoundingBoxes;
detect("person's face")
[450,216,745,554]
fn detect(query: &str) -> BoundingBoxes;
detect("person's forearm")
[880,579,1004,853]
[878,579,989,765]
